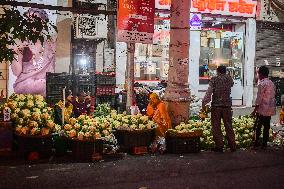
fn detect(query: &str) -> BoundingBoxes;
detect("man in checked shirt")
[202,65,236,152]
[251,66,276,149]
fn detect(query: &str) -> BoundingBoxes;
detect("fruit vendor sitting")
[67,92,91,118]
[54,100,73,125]
[146,93,171,137]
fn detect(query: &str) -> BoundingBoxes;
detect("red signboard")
[191,0,257,17]
[117,0,155,44]
[155,0,171,9]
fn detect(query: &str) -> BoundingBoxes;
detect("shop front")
[194,21,245,103]
[132,0,257,106]
[189,0,257,106]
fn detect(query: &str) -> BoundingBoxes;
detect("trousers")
[254,114,271,147]
[211,107,236,150]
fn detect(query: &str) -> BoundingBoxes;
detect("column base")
[164,101,190,127]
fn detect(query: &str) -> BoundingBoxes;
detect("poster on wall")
[9,8,56,97]
[137,44,147,56]
[145,62,157,74]
[134,62,141,77]
[0,63,7,99]
[117,0,155,44]
[191,0,257,17]
[153,20,170,46]
[161,61,169,78]
[104,48,115,71]
[152,45,163,57]
[75,14,108,39]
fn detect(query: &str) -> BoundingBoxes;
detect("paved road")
[1,148,284,189]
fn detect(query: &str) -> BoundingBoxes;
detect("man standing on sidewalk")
[251,66,276,148]
[202,65,236,152]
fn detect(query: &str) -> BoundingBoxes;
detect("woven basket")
[114,129,155,152]
[166,132,201,154]
[166,129,203,138]
[70,138,103,161]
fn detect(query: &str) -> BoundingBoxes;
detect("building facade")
[121,0,258,106]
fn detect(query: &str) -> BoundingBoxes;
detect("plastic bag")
[150,137,166,154]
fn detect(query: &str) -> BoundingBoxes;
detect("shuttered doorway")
[256,21,284,105]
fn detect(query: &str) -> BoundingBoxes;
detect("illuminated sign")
[191,0,257,17]
[190,13,202,30]
[156,0,256,17]
[155,0,171,10]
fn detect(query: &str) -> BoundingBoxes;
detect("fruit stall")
[0,93,283,162]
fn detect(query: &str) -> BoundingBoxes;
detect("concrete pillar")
[243,18,256,107]
[188,30,200,96]
[115,42,127,85]
[164,0,190,126]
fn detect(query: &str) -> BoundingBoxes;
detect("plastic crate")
[74,74,96,84]
[114,129,155,152]
[71,139,103,161]
[46,72,71,85]
[46,84,71,95]
[46,73,72,106]
[166,134,201,154]
[96,74,116,86]
[96,86,115,96]
[16,134,53,159]
[73,84,96,96]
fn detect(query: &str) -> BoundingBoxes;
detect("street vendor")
[54,100,73,125]
[146,93,171,137]
[67,92,91,117]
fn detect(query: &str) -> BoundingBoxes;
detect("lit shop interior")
[134,13,250,105]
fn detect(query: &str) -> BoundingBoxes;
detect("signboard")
[190,0,257,17]
[117,0,155,44]
[153,19,170,45]
[190,13,202,30]
[75,15,108,39]
[155,0,171,10]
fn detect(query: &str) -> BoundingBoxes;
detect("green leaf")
[0,7,56,63]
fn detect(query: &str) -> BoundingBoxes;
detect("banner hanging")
[117,0,155,44]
